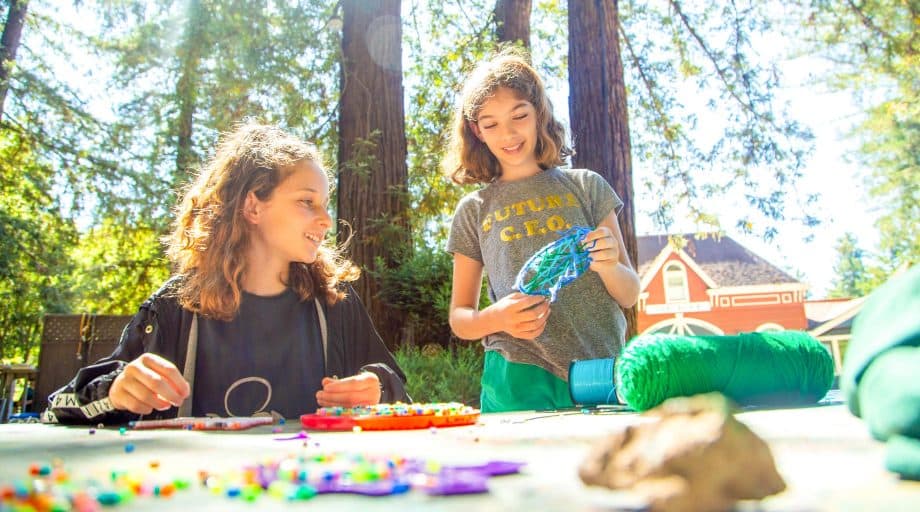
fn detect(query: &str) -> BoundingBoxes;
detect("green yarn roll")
[615,331,835,411]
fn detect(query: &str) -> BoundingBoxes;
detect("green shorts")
[480,350,574,412]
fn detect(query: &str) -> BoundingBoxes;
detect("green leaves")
[394,343,483,406]
[0,130,76,362]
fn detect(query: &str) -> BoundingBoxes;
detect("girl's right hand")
[109,353,190,415]
[492,292,550,340]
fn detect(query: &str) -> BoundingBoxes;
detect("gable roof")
[806,297,865,335]
[637,234,799,287]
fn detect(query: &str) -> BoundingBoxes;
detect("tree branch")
[668,0,778,129]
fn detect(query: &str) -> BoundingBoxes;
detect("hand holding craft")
[582,226,618,274]
[315,372,381,408]
[491,292,550,340]
[109,353,190,415]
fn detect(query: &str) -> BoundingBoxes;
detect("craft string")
[514,226,593,302]
[568,358,618,406]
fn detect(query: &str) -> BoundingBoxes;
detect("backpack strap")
[314,298,328,371]
[177,314,198,418]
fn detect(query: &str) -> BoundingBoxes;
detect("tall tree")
[828,232,869,298]
[338,0,410,347]
[95,0,341,217]
[494,0,531,47]
[174,0,206,179]
[0,0,27,120]
[568,0,638,337]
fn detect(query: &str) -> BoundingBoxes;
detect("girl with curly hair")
[47,122,408,423]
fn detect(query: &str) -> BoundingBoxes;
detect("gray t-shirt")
[446,168,628,380]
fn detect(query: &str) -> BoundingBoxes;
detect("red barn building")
[636,234,808,336]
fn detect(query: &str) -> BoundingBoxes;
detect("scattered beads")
[3,450,521,509]
[203,452,522,500]
[2,461,190,511]
[315,402,477,418]
[304,402,480,431]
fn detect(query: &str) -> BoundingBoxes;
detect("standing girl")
[444,49,640,412]
[46,122,408,424]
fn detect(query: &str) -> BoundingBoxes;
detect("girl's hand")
[583,226,620,274]
[109,353,190,415]
[492,292,550,340]
[316,373,382,408]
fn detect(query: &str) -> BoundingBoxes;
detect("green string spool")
[616,331,835,411]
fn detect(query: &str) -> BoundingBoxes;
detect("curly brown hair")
[443,47,572,185]
[166,122,358,320]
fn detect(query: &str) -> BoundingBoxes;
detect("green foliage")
[0,130,76,362]
[394,343,484,407]
[67,218,171,315]
[619,1,816,240]
[403,0,495,243]
[3,1,120,218]
[828,232,872,298]
[374,246,453,346]
[374,241,492,347]
[795,0,919,282]
[87,0,343,218]
[860,100,919,275]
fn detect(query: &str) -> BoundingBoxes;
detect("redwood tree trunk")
[337,0,409,348]
[174,0,205,179]
[0,0,28,120]
[494,0,531,47]
[568,0,638,339]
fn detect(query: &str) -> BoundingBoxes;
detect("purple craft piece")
[273,430,310,441]
[422,470,490,496]
[314,479,411,496]
[418,461,525,496]
[444,460,526,476]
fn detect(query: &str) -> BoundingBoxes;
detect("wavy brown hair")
[443,47,572,185]
[166,122,358,320]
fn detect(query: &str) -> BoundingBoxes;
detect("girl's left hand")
[583,226,620,274]
[315,372,382,408]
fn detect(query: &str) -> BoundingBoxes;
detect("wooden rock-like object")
[579,393,786,512]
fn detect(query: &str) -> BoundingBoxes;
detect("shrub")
[374,248,454,346]
[395,342,484,407]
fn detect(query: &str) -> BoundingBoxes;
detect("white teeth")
[503,143,522,152]
[305,234,321,242]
